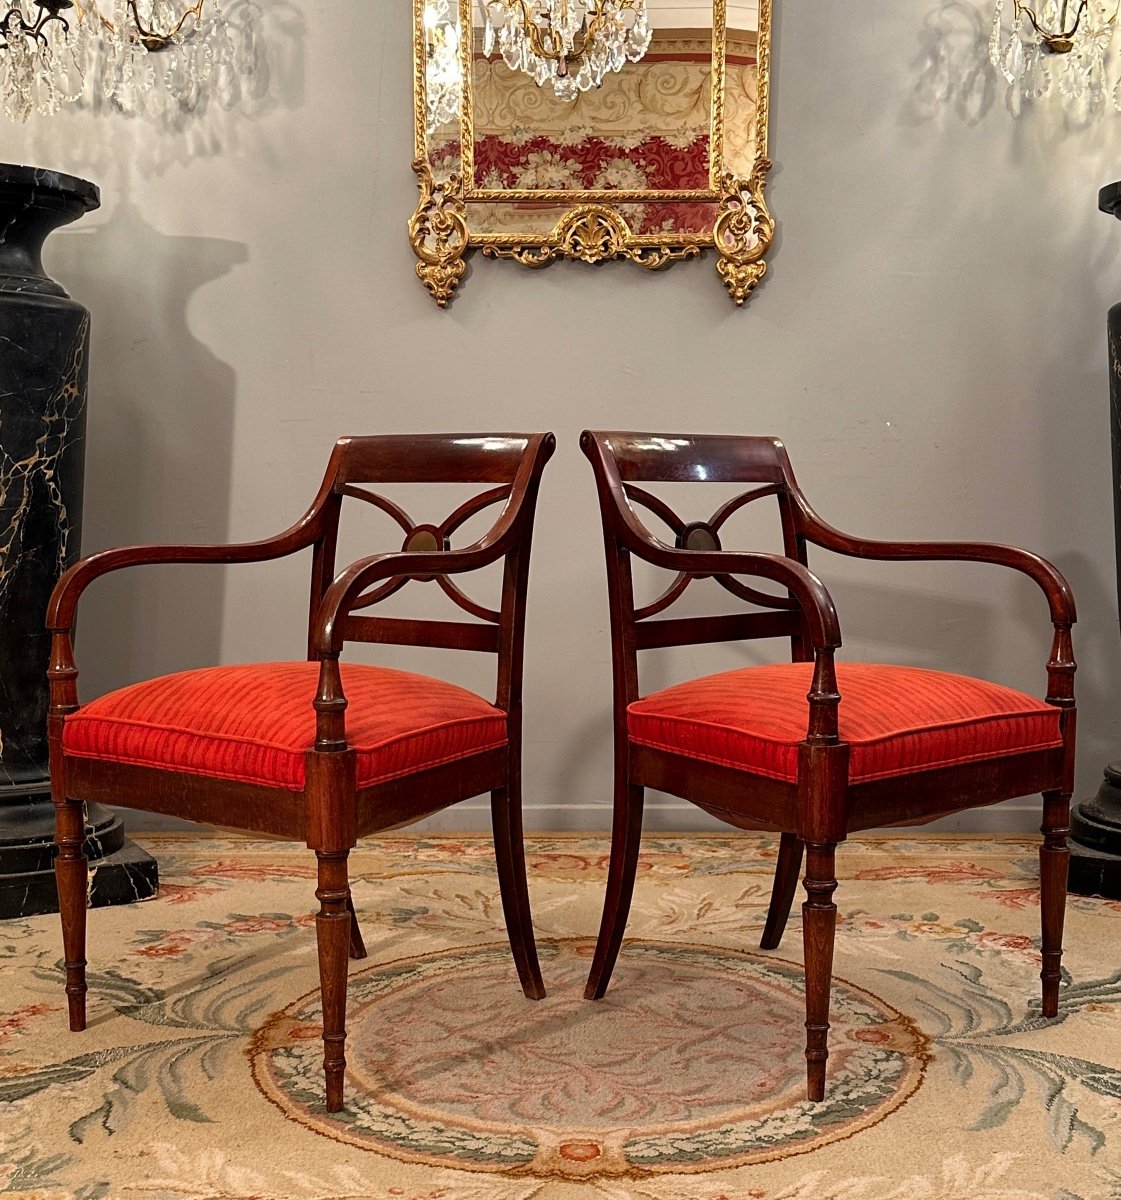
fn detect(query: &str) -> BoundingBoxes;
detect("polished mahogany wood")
[760,832,802,951]
[48,432,555,1113]
[580,430,1077,1102]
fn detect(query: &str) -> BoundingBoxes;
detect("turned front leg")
[1040,790,1070,1018]
[802,841,838,1102]
[315,849,352,1112]
[54,794,89,1032]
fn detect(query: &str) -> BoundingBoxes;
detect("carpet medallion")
[250,939,927,1177]
[1,834,1120,1200]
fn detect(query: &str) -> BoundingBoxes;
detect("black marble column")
[1068,182,1121,899]
[0,164,156,919]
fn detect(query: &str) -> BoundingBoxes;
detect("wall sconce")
[0,0,258,121]
[989,0,1120,110]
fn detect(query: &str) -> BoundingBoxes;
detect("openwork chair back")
[305,434,553,711]
[581,431,829,707]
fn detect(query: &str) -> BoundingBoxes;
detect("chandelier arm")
[568,1,647,62]
[72,0,208,42]
[1015,0,1089,40]
[481,0,651,97]
[127,0,207,43]
[515,0,568,63]
[1063,0,1089,37]
[497,0,620,65]
[574,7,609,61]
[70,0,117,36]
[27,8,72,45]
[0,7,67,60]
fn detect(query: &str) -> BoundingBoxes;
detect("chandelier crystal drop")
[989,0,1121,112]
[0,0,256,121]
[423,0,461,132]
[481,0,652,102]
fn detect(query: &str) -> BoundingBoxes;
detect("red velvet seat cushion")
[63,662,508,791]
[628,662,1063,783]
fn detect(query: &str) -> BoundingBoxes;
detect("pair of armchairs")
[48,431,1075,1113]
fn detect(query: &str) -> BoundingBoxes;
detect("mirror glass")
[412,0,774,306]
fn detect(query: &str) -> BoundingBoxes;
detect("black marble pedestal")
[1070,181,1121,900]
[0,777,157,918]
[1069,764,1121,898]
[0,164,156,920]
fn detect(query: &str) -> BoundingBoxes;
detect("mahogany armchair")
[47,432,555,1112]
[580,430,1076,1102]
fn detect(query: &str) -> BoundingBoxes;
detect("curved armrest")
[47,516,322,633]
[800,508,1076,627]
[313,540,509,656]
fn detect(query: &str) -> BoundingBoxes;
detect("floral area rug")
[2,834,1121,1200]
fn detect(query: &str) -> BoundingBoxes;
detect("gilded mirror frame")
[410,0,773,307]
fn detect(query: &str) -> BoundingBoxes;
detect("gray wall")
[7,1,1121,833]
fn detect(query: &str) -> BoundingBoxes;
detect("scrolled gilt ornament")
[481,204,702,271]
[408,160,469,308]
[713,157,775,305]
[559,206,631,264]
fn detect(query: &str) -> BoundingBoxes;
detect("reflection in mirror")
[422,0,464,181]
[412,0,774,307]
[478,0,653,100]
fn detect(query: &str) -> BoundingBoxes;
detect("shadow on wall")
[910,1,998,126]
[18,0,308,696]
[46,200,249,698]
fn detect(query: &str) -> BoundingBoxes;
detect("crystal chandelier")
[423,0,461,132]
[0,0,255,122]
[481,0,653,102]
[989,0,1121,111]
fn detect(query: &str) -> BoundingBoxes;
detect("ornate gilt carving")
[408,161,469,308]
[714,158,775,305]
[481,205,702,269]
[410,0,775,306]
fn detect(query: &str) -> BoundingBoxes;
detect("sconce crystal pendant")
[0,0,256,121]
[989,0,1120,111]
[481,0,652,102]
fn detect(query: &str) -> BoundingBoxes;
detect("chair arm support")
[802,515,1077,627]
[631,540,841,651]
[312,542,509,657]
[799,516,1077,707]
[45,518,324,715]
[308,541,518,751]
[46,516,324,634]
